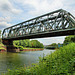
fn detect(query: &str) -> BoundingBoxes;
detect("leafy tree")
[71,36,75,42]
[30,40,37,48]
[30,40,44,48]
[0,30,1,38]
[49,43,57,46]
[63,35,75,45]
[13,39,44,48]
[39,43,44,48]
[13,41,20,46]
[0,30,2,43]
[25,39,31,47]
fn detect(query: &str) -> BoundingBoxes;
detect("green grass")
[4,43,75,75]
[0,43,5,46]
[0,43,6,50]
[0,47,6,50]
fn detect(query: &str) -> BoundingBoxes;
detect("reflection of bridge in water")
[2,9,75,52]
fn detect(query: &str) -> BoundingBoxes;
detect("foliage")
[18,46,24,51]
[63,35,75,45]
[4,43,75,75]
[49,43,57,46]
[0,38,1,43]
[0,30,2,43]
[13,39,44,49]
[71,36,75,42]
[0,30,1,38]
[30,43,75,75]
[30,40,44,48]
[0,43,6,50]
[45,43,61,49]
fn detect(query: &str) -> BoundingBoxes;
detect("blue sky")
[0,0,75,45]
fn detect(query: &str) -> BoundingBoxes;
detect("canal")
[0,49,55,74]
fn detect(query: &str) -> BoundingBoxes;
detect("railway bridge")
[2,9,75,52]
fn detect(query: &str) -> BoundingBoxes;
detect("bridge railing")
[2,9,75,39]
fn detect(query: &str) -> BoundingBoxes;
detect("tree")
[13,39,44,48]
[63,35,75,45]
[30,40,44,48]
[50,43,57,46]
[0,30,1,38]
[30,40,37,48]
[0,30,2,43]
[71,36,75,42]
[13,40,20,46]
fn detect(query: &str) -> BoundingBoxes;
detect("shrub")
[4,43,75,75]
[19,46,24,51]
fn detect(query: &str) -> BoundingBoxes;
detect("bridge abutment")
[7,45,20,52]
[2,40,20,52]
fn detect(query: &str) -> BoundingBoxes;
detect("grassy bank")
[14,45,44,51]
[0,43,6,50]
[4,43,75,75]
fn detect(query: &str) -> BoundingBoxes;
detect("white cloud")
[0,16,12,29]
[15,0,75,17]
[0,0,22,29]
[31,36,66,45]
[71,10,75,16]
[0,0,74,44]
[0,21,12,29]
[0,17,11,22]
[17,0,63,16]
[0,0,22,15]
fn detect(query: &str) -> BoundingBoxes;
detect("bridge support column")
[2,40,20,52]
[7,45,20,52]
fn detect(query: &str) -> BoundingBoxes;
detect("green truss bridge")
[2,9,75,52]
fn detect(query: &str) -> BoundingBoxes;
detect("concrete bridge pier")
[6,45,20,52]
[2,40,20,52]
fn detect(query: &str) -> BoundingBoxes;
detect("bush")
[19,46,24,50]
[4,43,75,75]
[15,46,24,51]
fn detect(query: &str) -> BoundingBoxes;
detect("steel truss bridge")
[2,9,75,40]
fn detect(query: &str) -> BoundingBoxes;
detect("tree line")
[45,35,75,49]
[50,35,75,46]
[13,39,44,48]
[0,30,2,43]
[63,35,75,45]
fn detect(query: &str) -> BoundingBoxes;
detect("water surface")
[0,49,55,74]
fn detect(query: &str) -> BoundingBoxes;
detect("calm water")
[0,49,55,74]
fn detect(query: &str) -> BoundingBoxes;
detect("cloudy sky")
[0,0,75,45]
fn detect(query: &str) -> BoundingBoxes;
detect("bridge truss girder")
[2,9,75,40]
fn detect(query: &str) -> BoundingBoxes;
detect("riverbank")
[21,48,44,51]
[4,43,75,75]
[15,45,44,51]
[0,43,44,52]
[0,44,6,52]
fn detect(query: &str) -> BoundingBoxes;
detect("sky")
[0,0,75,45]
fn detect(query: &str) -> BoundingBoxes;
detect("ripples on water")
[0,49,55,74]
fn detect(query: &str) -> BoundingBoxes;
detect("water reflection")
[0,49,55,74]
